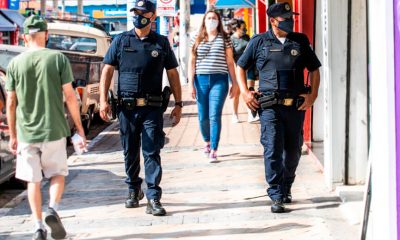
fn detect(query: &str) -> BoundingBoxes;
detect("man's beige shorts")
[15,138,68,183]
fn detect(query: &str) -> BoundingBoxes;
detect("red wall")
[0,0,8,8]
[293,0,316,143]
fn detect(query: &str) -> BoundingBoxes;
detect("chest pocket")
[145,45,166,64]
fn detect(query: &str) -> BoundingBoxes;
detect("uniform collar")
[266,29,291,44]
[128,28,157,41]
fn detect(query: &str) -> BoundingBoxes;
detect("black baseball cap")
[267,2,299,18]
[129,0,156,13]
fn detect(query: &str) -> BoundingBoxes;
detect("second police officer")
[236,2,321,213]
[99,0,182,216]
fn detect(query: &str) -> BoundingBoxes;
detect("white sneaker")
[247,112,259,123]
[231,114,240,123]
[209,152,218,163]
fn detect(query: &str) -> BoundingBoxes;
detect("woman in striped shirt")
[188,9,239,163]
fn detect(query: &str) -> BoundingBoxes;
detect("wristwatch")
[175,101,183,108]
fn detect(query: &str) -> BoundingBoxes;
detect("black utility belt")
[257,93,304,109]
[119,95,163,110]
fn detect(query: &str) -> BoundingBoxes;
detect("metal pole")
[77,0,84,17]
[127,0,135,30]
[61,0,65,17]
[40,0,46,16]
[179,0,190,85]
[53,0,59,14]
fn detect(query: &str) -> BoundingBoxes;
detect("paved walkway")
[0,87,359,239]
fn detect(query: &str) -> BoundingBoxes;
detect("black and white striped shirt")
[190,34,232,75]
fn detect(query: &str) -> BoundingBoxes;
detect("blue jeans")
[118,106,165,200]
[259,105,305,201]
[195,74,229,150]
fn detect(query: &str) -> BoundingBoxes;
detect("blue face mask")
[133,14,151,29]
[277,18,294,33]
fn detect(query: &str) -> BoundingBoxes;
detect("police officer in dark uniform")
[99,0,182,216]
[236,2,321,213]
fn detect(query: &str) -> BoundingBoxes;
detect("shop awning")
[0,9,25,29]
[0,14,16,32]
[214,0,256,9]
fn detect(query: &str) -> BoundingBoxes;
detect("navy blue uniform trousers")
[259,105,305,201]
[118,106,165,200]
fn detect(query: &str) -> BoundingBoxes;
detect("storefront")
[0,13,15,44]
[0,9,24,45]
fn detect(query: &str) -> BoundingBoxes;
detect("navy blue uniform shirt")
[237,29,321,93]
[104,29,178,96]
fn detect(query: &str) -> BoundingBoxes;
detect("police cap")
[130,0,156,13]
[267,2,299,18]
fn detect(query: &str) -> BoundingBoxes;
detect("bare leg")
[27,182,42,221]
[49,175,65,207]
[231,90,240,123]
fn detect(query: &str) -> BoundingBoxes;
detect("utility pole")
[77,0,83,17]
[61,0,65,17]
[127,0,134,30]
[53,0,59,15]
[179,0,190,85]
[40,0,46,16]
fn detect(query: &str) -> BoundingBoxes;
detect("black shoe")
[271,199,285,213]
[125,189,144,208]
[45,208,67,239]
[283,193,292,204]
[146,199,166,216]
[32,229,47,240]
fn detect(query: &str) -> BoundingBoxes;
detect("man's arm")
[298,68,320,110]
[63,83,85,139]
[166,68,182,126]
[236,66,259,111]
[99,64,115,121]
[6,91,17,154]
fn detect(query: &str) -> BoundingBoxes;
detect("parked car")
[0,44,80,136]
[47,21,113,134]
[0,67,16,185]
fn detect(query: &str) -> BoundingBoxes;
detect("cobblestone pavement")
[0,87,360,239]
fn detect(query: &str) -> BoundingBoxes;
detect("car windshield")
[0,51,19,71]
[47,35,97,53]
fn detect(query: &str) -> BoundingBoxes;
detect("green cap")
[23,15,48,35]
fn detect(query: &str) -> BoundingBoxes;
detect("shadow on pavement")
[85,223,311,240]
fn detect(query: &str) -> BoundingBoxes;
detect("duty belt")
[257,93,304,109]
[119,95,163,110]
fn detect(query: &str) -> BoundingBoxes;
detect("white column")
[322,0,348,189]
[347,0,368,184]
[178,0,190,85]
[368,0,397,239]
[77,0,83,16]
[127,1,135,31]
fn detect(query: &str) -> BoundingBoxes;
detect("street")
[0,87,361,240]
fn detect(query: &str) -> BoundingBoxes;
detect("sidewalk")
[0,86,360,240]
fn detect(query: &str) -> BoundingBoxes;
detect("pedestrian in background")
[236,2,321,213]
[188,9,239,163]
[6,16,86,240]
[230,18,259,123]
[100,0,182,216]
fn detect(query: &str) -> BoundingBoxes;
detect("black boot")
[146,199,166,216]
[283,189,292,204]
[125,189,144,208]
[271,199,285,213]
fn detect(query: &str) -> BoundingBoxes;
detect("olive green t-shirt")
[6,48,74,143]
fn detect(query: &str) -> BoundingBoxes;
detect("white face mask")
[205,19,219,31]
